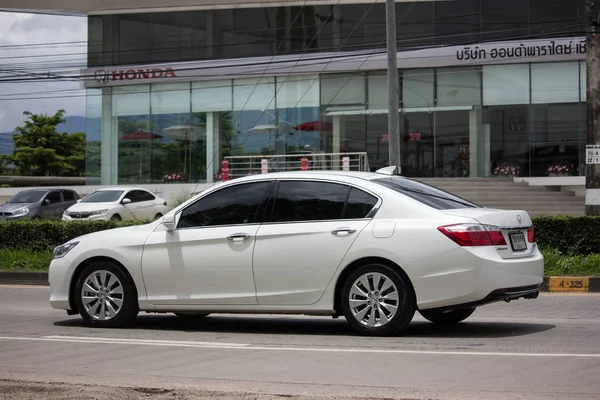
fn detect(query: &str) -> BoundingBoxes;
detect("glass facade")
[88,0,586,67]
[86,61,587,184]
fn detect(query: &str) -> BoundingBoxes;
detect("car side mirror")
[122,198,131,205]
[163,214,175,232]
[76,199,82,203]
[44,199,51,205]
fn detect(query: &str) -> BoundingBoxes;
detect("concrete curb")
[1,272,600,292]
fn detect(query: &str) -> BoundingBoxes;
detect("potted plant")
[493,161,520,177]
[547,160,574,177]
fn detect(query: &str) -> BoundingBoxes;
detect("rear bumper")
[412,245,544,310]
[422,284,541,312]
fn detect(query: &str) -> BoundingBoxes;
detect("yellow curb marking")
[548,276,589,292]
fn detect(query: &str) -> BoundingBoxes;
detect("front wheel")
[341,264,415,336]
[74,262,139,328]
[419,308,476,325]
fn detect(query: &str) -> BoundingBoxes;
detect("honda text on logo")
[93,67,177,84]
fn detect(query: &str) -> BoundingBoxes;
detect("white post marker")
[586,145,600,208]
[342,156,350,171]
[261,159,269,174]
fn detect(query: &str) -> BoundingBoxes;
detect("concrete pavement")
[0,287,599,399]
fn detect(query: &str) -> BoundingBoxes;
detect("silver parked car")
[0,189,80,221]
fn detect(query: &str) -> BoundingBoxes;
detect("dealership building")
[1,0,589,185]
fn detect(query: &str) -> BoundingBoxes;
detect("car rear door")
[251,180,379,306]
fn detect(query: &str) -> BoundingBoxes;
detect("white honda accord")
[48,167,543,336]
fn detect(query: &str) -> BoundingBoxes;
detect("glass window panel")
[434,0,481,46]
[531,62,579,104]
[233,77,275,111]
[580,61,586,102]
[368,73,388,110]
[529,0,578,38]
[320,73,366,107]
[151,83,191,114]
[345,187,378,219]
[276,75,320,108]
[112,85,150,116]
[192,80,233,112]
[396,2,435,49]
[403,69,434,108]
[481,0,529,42]
[482,65,530,106]
[437,67,481,107]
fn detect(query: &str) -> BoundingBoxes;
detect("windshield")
[7,190,48,204]
[372,177,481,210]
[81,190,124,203]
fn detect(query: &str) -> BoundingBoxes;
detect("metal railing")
[223,152,370,180]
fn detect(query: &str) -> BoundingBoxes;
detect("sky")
[0,11,87,132]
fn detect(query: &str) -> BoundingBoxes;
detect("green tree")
[8,109,87,177]
[0,154,7,175]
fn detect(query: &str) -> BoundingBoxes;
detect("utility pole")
[586,0,600,215]
[386,0,401,171]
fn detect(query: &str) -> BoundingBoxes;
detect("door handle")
[331,228,357,236]
[227,233,250,243]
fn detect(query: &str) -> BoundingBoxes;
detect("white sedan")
[62,187,168,222]
[49,168,543,336]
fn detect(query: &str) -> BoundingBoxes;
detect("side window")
[345,187,378,219]
[271,181,349,223]
[45,191,62,204]
[178,181,272,228]
[136,190,155,202]
[62,191,76,202]
[123,191,137,203]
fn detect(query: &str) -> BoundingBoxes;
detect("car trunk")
[441,208,536,259]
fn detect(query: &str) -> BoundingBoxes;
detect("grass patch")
[1,248,599,276]
[0,249,52,271]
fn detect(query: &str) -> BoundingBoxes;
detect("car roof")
[95,186,148,192]
[18,188,76,193]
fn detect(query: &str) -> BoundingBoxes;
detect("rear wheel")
[341,264,415,336]
[74,262,139,328]
[419,308,476,325]
[110,214,122,221]
[154,213,163,220]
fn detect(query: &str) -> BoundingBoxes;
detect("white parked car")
[49,168,543,336]
[62,187,168,222]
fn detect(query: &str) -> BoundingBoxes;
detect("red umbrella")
[293,121,333,132]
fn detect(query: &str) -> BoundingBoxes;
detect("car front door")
[39,190,63,219]
[120,190,142,220]
[141,180,274,306]
[252,180,379,306]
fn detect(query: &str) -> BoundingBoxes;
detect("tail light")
[163,201,167,207]
[438,223,507,247]
[527,227,535,243]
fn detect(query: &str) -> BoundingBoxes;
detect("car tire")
[341,264,415,337]
[154,213,163,220]
[419,308,476,325]
[74,261,139,328]
[174,312,210,319]
[110,214,122,221]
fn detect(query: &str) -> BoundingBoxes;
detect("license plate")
[509,232,527,251]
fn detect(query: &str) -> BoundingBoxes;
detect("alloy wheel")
[348,272,400,328]
[81,270,124,321]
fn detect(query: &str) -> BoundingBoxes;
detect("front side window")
[45,191,62,204]
[271,181,349,223]
[372,176,481,210]
[178,181,272,228]
[81,190,124,203]
[62,191,76,201]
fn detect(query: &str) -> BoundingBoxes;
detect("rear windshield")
[372,177,481,210]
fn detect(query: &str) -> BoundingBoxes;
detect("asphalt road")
[0,286,599,400]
